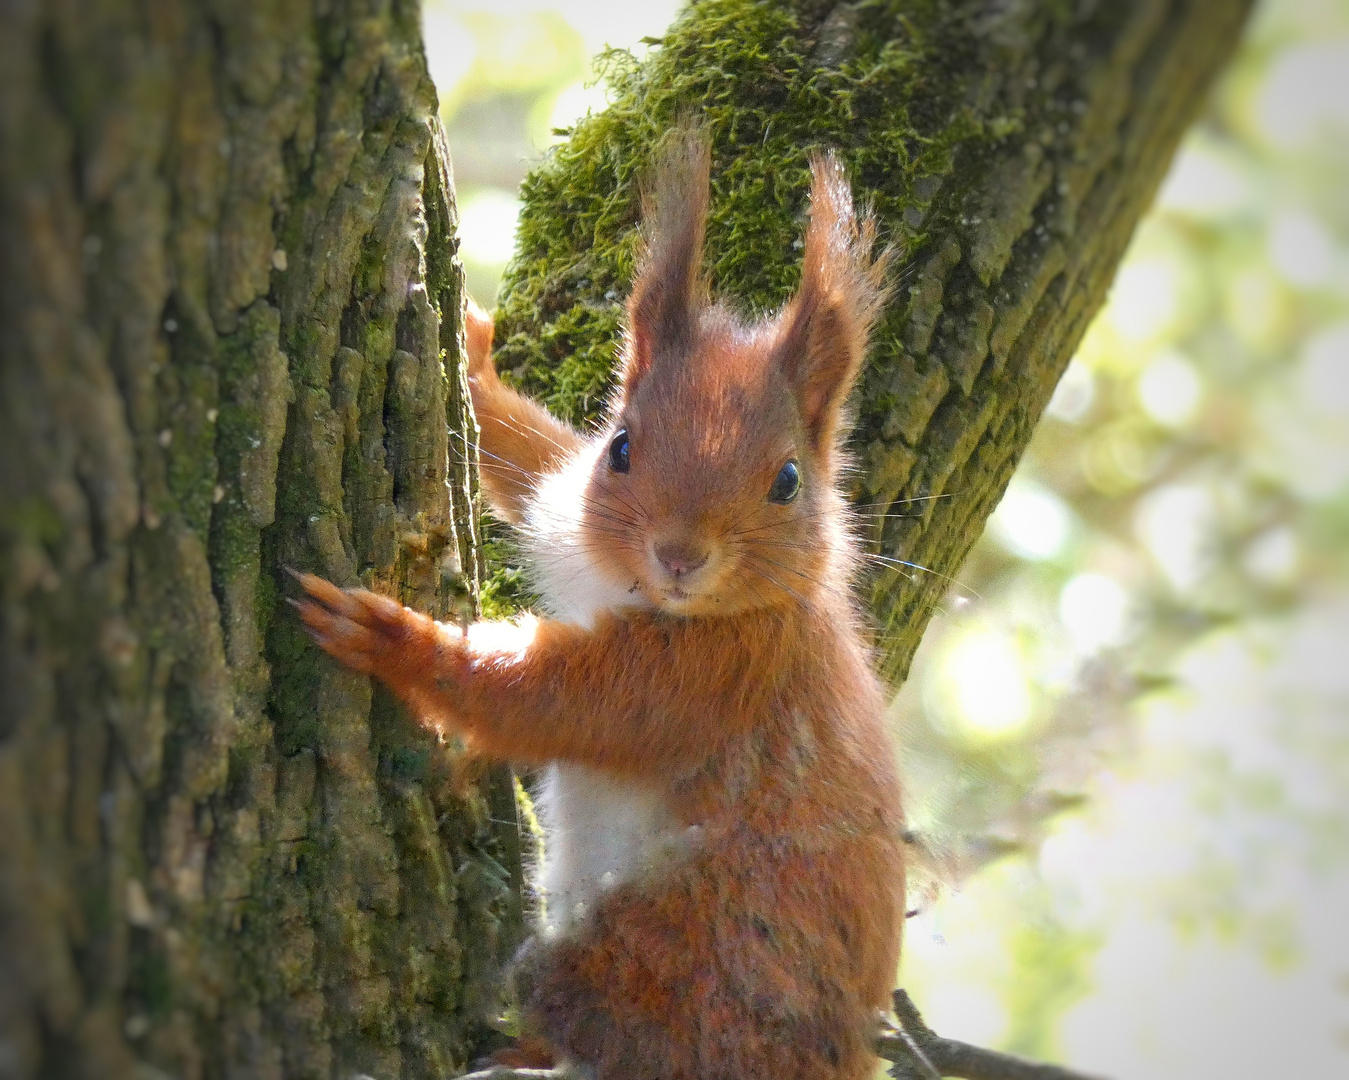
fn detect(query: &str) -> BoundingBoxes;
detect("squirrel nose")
[653,539,709,579]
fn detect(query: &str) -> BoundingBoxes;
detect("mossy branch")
[492,0,1253,681]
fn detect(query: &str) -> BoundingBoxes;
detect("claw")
[287,572,413,680]
[292,570,359,614]
[288,595,335,634]
[291,599,376,673]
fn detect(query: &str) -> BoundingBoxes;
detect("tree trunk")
[494,0,1254,680]
[0,2,521,1078]
[0,2,1253,1080]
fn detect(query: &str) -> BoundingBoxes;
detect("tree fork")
[1,1,1254,1079]
[493,0,1254,680]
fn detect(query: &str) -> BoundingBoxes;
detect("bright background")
[423,1,1349,1076]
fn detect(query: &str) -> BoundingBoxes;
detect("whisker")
[751,554,826,592]
[527,489,642,531]
[739,570,770,610]
[849,494,956,508]
[526,543,643,596]
[724,499,941,543]
[529,515,634,542]
[741,563,806,606]
[476,461,538,479]
[591,474,655,524]
[728,509,844,539]
[731,537,814,552]
[468,414,577,457]
[574,505,640,531]
[862,553,981,599]
[587,480,650,526]
[472,445,536,479]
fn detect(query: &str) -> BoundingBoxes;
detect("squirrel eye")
[609,429,631,473]
[768,460,800,504]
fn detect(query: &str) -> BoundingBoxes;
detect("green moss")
[211,302,292,583]
[263,576,326,757]
[386,744,433,783]
[208,498,257,582]
[81,877,115,938]
[131,944,176,1019]
[162,315,221,541]
[477,533,536,619]
[494,0,990,427]
[0,495,65,560]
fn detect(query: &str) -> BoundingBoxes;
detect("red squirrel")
[294,132,906,1080]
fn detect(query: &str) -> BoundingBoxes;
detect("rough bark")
[493,0,1254,680]
[0,2,521,1079]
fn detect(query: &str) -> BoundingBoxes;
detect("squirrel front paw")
[289,571,461,699]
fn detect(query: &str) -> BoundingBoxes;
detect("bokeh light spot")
[1297,320,1349,417]
[990,483,1073,561]
[1268,209,1335,288]
[940,630,1033,738]
[1253,41,1349,151]
[1138,350,1203,427]
[457,188,522,267]
[1059,573,1130,654]
[1242,526,1298,586]
[1106,258,1181,344]
[548,79,610,136]
[1080,419,1163,495]
[1157,141,1249,220]
[1223,266,1292,353]
[422,8,475,100]
[1134,484,1215,591]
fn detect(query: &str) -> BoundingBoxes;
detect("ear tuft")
[622,127,712,386]
[774,153,892,454]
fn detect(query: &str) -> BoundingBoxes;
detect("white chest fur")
[520,460,688,934]
[534,763,682,933]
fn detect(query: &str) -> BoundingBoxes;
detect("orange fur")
[296,135,904,1080]
[465,297,582,524]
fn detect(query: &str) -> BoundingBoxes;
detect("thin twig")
[878,990,1110,1080]
[886,1023,944,1080]
[449,990,1110,1080]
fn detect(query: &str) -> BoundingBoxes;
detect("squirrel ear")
[623,128,711,386]
[774,153,890,454]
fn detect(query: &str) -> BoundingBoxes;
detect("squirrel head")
[578,130,891,617]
